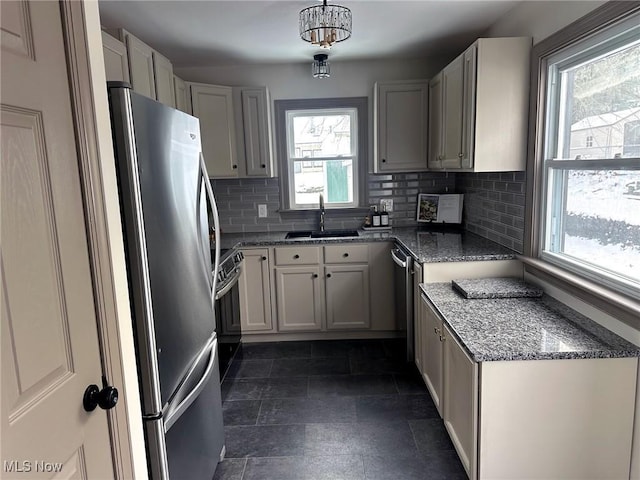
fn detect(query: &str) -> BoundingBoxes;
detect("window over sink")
[275,97,368,211]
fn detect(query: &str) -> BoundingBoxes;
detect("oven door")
[214,263,242,381]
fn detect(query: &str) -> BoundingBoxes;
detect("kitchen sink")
[284,229,359,239]
[310,229,359,238]
[284,230,312,239]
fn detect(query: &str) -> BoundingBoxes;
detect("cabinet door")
[325,264,370,330]
[190,83,238,178]
[152,51,175,108]
[442,54,464,168]
[238,249,273,332]
[123,30,156,100]
[375,81,429,172]
[443,324,478,479]
[427,73,443,169]
[241,87,273,177]
[460,44,477,170]
[422,297,444,416]
[101,31,129,83]
[275,266,323,331]
[173,75,189,113]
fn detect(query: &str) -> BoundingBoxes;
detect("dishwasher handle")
[391,248,409,269]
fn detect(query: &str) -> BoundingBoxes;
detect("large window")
[538,11,640,298]
[286,108,358,209]
[275,97,368,211]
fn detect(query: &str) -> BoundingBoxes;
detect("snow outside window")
[541,16,640,297]
[285,108,358,209]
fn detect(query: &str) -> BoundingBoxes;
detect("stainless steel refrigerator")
[107,83,225,479]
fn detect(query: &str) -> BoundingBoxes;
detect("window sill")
[279,207,371,217]
[518,255,640,329]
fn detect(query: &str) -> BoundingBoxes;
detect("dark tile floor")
[214,339,467,480]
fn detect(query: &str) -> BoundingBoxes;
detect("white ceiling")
[98,0,521,68]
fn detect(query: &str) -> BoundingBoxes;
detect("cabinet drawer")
[274,246,321,265]
[324,244,369,264]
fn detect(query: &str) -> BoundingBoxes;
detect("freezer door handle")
[163,336,217,432]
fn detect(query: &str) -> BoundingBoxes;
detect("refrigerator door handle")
[163,336,217,432]
[199,152,221,311]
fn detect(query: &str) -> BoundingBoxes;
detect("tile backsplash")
[211,170,526,254]
[211,172,456,234]
[456,172,526,253]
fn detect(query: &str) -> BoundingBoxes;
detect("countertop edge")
[221,229,520,264]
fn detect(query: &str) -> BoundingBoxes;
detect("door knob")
[83,376,119,412]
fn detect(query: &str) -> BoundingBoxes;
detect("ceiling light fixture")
[312,53,330,78]
[299,0,352,49]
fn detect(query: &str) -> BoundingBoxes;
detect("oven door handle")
[215,264,243,300]
[391,248,408,269]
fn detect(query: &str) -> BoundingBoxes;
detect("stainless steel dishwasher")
[391,245,414,362]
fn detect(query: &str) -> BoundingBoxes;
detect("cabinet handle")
[326,273,332,278]
[343,253,349,257]
[382,158,387,163]
[232,164,238,169]
[261,256,267,261]
[313,274,318,278]
[439,335,446,342]
[434,327,440,334]
[294,254,300,259]
[458,153,463,158]
[261,164,266,168]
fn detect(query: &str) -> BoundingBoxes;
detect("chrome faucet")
[319,193,325,232]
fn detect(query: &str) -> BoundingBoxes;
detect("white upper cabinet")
[152,51,175,108]
[116,29,177,109]
[428,37,530,172]
[241,87,274,177]
[101,31,129,83]
[173,75,189,113]
[374,80,429,172]
[121,29,156,100]
[189,82,238,178]
[427,72,443,170]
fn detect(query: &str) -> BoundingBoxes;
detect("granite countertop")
[220,226,518,264]
[419,282,640,362]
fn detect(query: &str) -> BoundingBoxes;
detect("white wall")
[175,57,445,100]
[485,0,606,43]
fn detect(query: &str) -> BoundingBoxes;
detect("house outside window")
[532,8,640,300]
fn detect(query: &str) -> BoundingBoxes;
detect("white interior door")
[1,1,115,478]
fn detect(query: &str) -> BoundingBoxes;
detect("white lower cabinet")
[275,265,324,332]
[420,297,444,416]
[442,323,477,479]
[418,293,638,480]
[324,264,370,330]
[238,248,274,332]
[238,242,394,336]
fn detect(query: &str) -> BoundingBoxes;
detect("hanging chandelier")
[299,0,352,49]
[312,53,330,78]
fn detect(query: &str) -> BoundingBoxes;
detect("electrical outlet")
[380,199,393,212]
[258,204,267,218]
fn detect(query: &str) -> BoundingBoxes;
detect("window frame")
[285,107,359,209]
[274,97,369,212]
[525,2,640,328]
